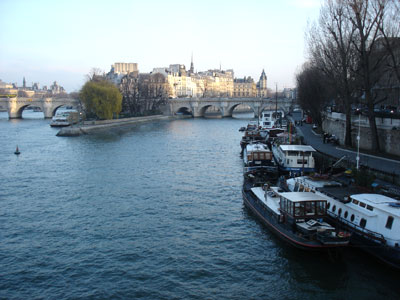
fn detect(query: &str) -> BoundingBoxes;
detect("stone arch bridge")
[168,97,293,117]
[0,97,80,119]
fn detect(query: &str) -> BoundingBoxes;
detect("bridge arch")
[175,106,193,116]
[259,105,287,116]
[227,103,256,117]
[198,104,223,118]
[13,104,44,119]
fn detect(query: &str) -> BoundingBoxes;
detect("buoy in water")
[14,146,20,155]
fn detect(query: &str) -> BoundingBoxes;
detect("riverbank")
[56,115,184,136]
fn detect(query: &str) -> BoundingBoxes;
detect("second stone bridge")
[168,97,293,117]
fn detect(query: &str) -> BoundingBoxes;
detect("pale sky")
[0,0,322,92]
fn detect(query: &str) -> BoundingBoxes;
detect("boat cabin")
[274,144,316,172]
[245,143,273,165]
[279,192,327,221]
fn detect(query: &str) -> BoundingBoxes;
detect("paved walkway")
[289,114,400,177]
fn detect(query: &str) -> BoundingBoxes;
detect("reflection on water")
[0,115,399,299]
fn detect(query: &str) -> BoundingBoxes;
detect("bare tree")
[119,72,169,116]
[120,73,140,116]
[307,0,358,146]
[86,68,105,82]
[377,0,400,82]
[296,63,331,126]
[346,0,389,152]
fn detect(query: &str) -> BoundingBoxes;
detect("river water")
[1,111,399,299]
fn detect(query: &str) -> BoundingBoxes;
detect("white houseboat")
[50,111,79,127]
[285,176,400,269]
[272,144,316,174]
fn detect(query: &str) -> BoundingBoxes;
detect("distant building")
[49,81,65,94]
[0,79,14,89]
[282,88,296,100]
[109,59,270,99]
[106,62,139,84]
[113,62,138,74]
[0,79,17,96]
[1,77,65,97]
[234,76,257,97]
[257,69,268,97]
[32,82,40,91]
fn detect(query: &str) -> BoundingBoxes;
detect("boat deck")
[251,187,280,214]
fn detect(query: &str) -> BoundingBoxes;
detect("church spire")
[190,52,194,74]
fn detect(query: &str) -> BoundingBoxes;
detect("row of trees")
[119,72,169,117]
[297,0,400,152]
[79,69,169,120]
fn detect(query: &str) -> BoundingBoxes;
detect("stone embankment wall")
[323,112,400,156]
[57,115,175,136]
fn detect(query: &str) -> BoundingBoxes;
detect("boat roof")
[246,143,270,152]
[292,177,400,216]
[351,194,400,217]
[279,145,316,152]
[279,192,327,202]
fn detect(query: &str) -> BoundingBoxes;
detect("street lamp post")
[356,113,361,170]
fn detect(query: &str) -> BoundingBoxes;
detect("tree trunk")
[366,90,380,152]
[344,100,352,146]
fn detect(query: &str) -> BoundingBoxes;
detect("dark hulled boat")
[242,176,350,250]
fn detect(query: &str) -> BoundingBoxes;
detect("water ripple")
[1,115,400,299]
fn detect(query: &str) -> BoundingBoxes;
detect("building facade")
[110,60,270,99]
[233,76,257,97]
[257,69,268,98]
[107,62,139,85]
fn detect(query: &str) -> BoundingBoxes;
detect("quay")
[290,114,400,183]
[56,115,176,136]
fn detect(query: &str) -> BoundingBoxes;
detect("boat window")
[366,205,374,211]
[294,182,299,192]
[288,201,293,215]
[332,205,336,212]
[386,216,394,229]
[303,151,311,157]
[288,151,298,156]
[316,201,325,215]
[327,202,331,209]
[305,202,316,215]
[294,202,305,217]
[338,208,342,216]
[359,202,366,208]
[297,159,307,165]
[360,218,367,228]
[350,214,355,222]
[287,159,290,165]
[344,211,348,218]
[352,199,359,205]
[264,113,270,118]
